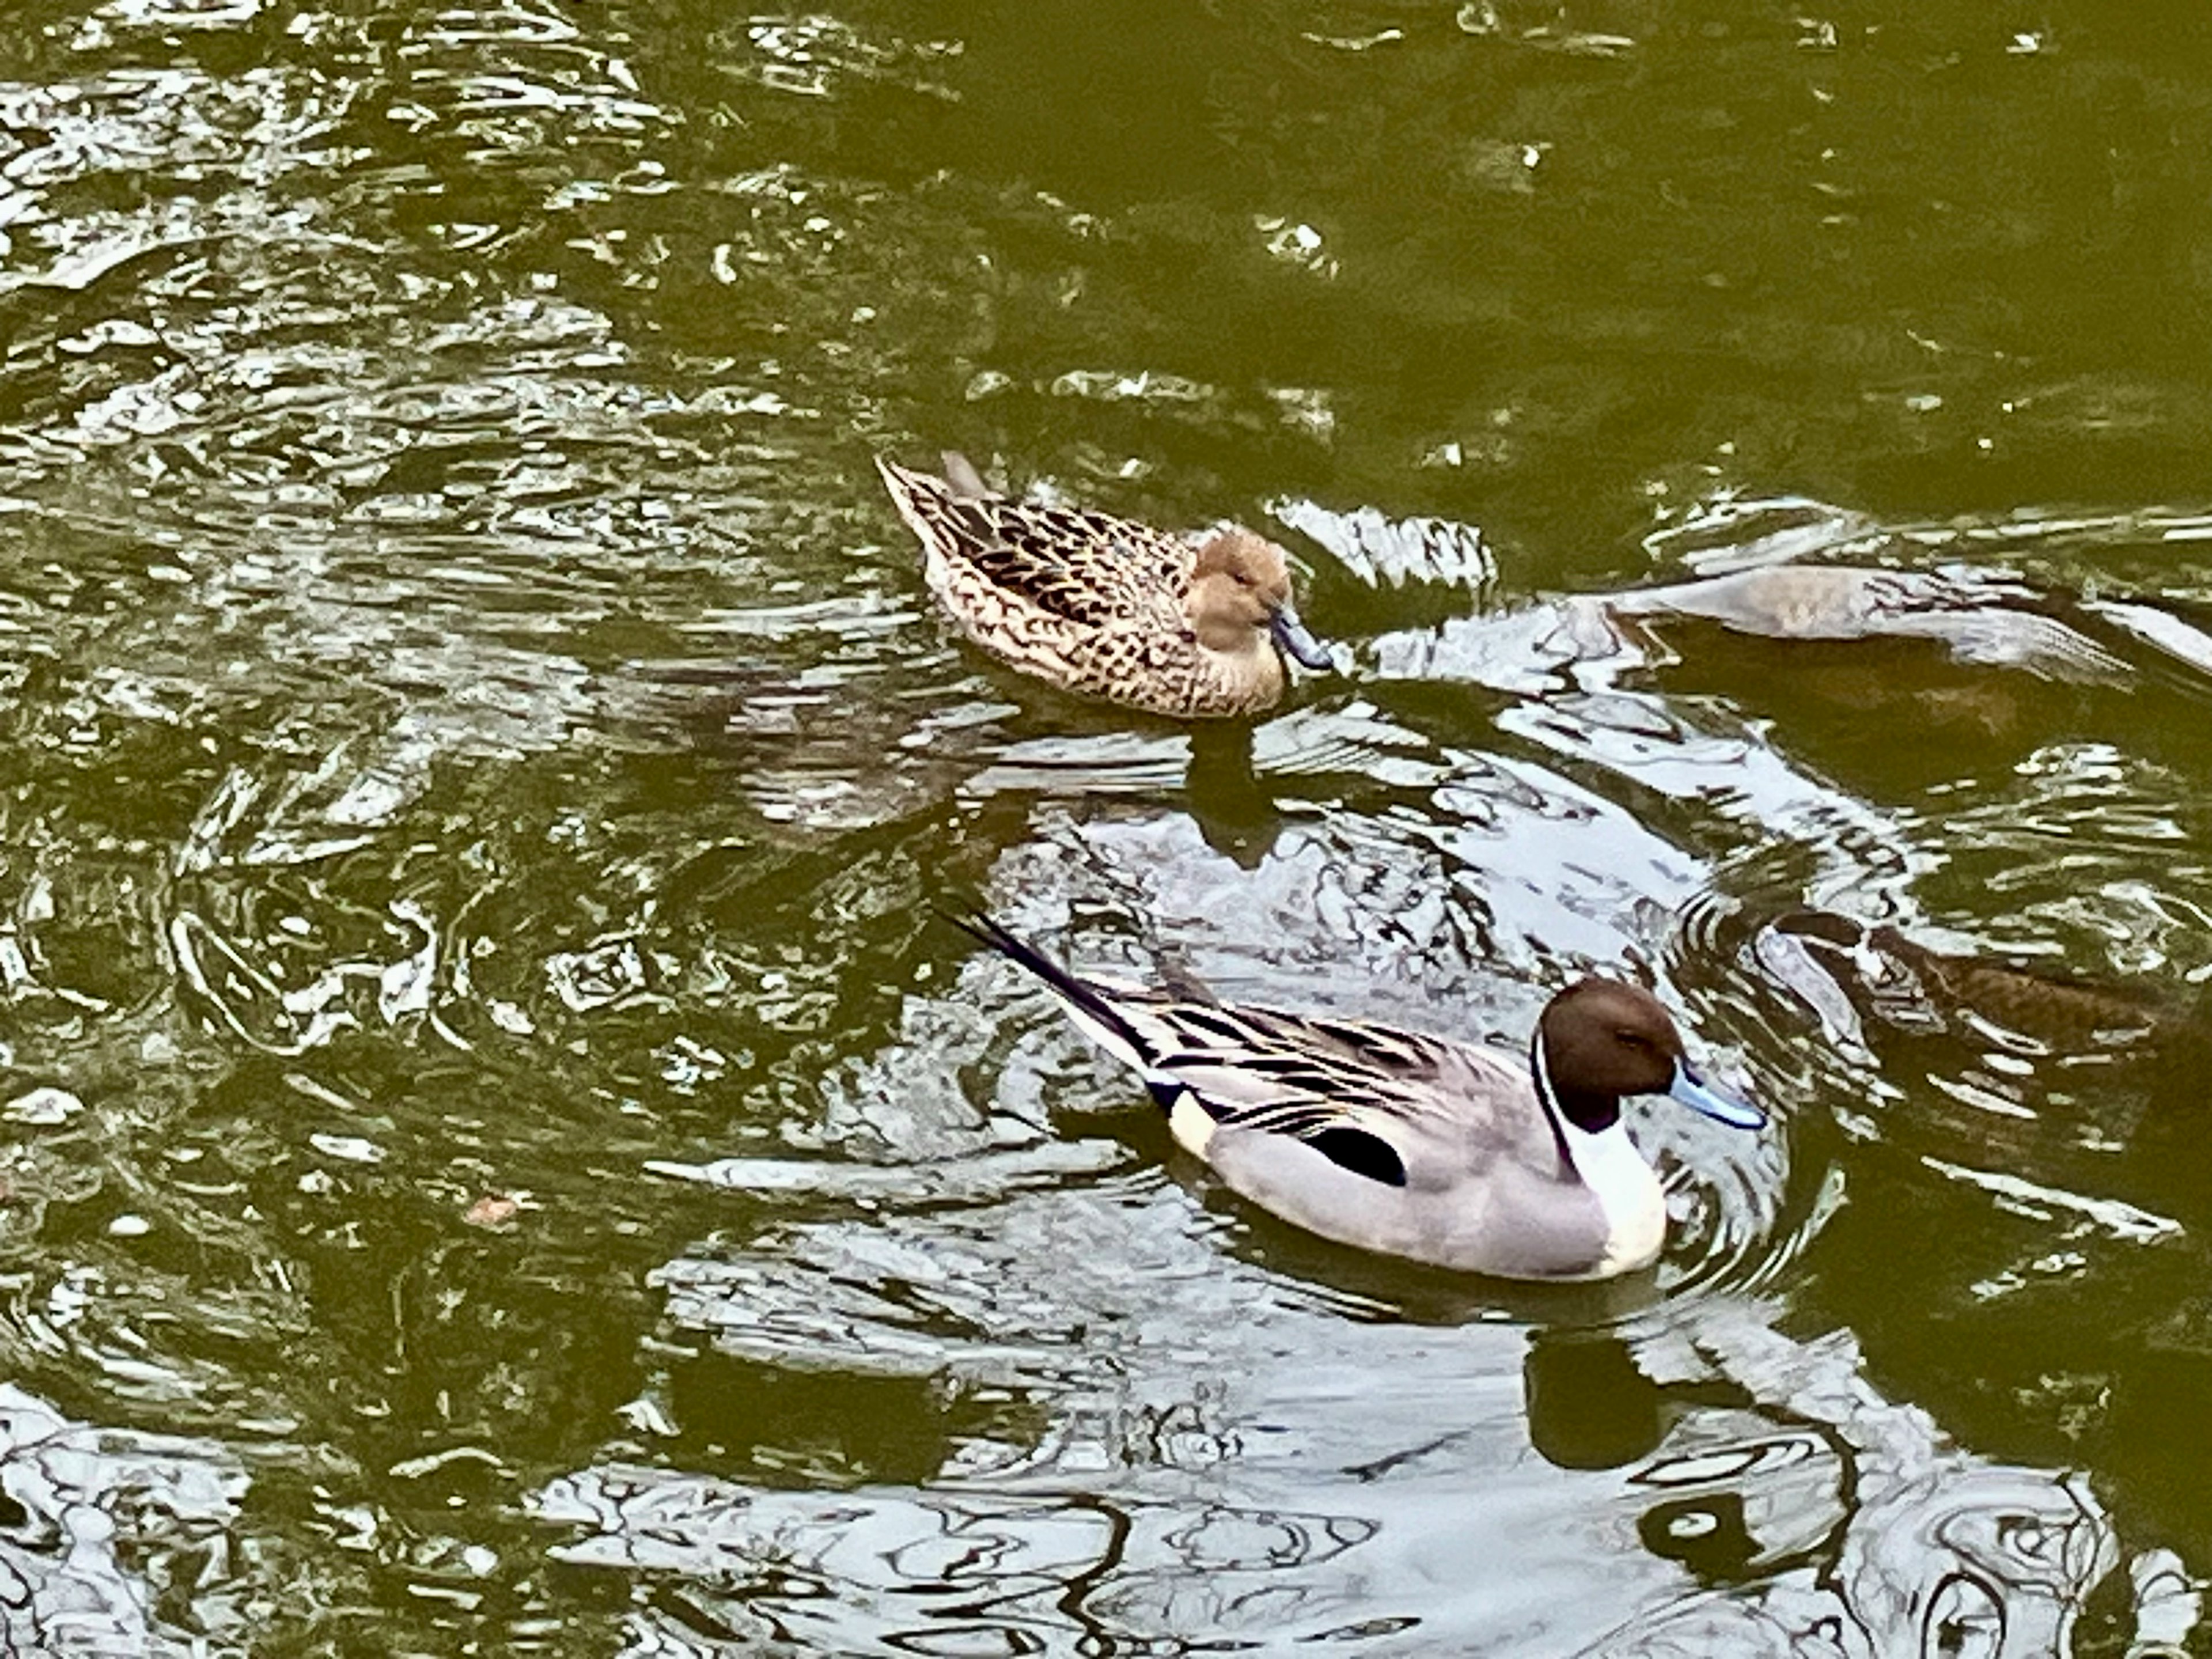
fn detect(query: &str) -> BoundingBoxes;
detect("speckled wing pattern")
[879,458,1255,715]
[948,502,1190,627]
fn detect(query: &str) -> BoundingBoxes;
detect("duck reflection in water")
[1183,721,1285,865]
[1544,1308,2198,1658]
[533,1301,2200,1656]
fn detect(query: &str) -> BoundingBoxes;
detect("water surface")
[2,1,2210,1653]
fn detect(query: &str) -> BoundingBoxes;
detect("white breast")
[1556,1119,1667,1277]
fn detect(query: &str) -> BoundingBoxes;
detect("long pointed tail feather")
[942,908,1156,1074]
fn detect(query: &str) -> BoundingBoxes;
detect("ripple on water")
[0,1384,246,1655]
[550,1203,2158,1656]
[6,0,2212,1647]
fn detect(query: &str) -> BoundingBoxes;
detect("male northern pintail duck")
[957,913,1766,1281]
[877,452,1334,718]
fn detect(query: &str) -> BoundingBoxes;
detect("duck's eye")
[1615,1030,1651,1050]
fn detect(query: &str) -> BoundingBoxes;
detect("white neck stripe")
[1535,1028,1664,1272]
[1531,1030,1563,1136]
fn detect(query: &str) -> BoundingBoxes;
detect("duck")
[1601,563,2130,683]
[955,911,1766,1281]
[877,453,1334,718]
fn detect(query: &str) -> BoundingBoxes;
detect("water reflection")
[0,1384,244,1657]
[1366,539,2202,698]
[3,0,2212,1648]
[537,1289,2192,1657]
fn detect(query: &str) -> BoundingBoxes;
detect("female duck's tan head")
[1185,530,1335,670]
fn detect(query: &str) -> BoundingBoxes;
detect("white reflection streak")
[1920,1156,2183,1245]
[1426,750,1706,965]
[1273,496,1495,592]
[1368,595,1913,888]
[645,1140,1124,1200]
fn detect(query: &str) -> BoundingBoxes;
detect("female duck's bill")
[877,453,1335,720]
[1269,598,1333,669]
[957,910,1767,1282]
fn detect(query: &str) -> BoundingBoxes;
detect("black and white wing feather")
[957,914,1519,1190]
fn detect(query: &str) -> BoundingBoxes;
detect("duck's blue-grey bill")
[1270,604,1335,671]
[1668,1062,1766,1131]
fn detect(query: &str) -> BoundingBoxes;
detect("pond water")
[2,1,2211,1653]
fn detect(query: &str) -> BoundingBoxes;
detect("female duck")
[957,913,1766,1281]
[878,453,1334,718]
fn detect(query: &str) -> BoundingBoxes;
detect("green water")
[2,1,2210,1652]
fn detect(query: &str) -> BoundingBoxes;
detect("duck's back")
[944,498,1194,627]
[881,461,1188,615]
